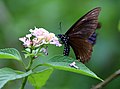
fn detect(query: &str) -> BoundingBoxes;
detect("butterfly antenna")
[59,22,62,33]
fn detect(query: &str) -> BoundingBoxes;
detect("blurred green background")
[0,0,120,89]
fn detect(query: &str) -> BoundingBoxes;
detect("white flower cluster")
[19,27,62,48]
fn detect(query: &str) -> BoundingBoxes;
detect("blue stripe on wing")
[88,32,97,45]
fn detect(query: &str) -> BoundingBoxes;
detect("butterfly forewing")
[67,7,101,63]
[65,7,101,39]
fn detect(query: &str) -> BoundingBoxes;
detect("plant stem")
[91,69,120,89]
[20,76,28,89]
[20,49,34,89]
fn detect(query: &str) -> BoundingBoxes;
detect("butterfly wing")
[69,38,92,63]
[65,7,101,38]
[65,7,101,63]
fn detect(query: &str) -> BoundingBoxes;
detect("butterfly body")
[58,7,101,63]
[58,34,70,56]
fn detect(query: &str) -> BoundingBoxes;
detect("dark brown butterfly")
[58,7,101,63]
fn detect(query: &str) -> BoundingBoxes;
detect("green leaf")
[43,55,103,81]
[0,67,32,89]
[0,48,22,62]
[28,68,53,89]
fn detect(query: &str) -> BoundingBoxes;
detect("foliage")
[0,48,102,89]
[0,0,120,89]
[0,68,32,89]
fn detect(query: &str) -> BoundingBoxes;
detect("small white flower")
[19,37,26,43]
[19,37,32,47]
[26,34,32,38]
[30,27,49,37]
[32,38,40,47]
[50,39,62,47]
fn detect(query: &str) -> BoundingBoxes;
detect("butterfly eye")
[58,34,62,38]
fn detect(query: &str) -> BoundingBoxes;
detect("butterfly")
[58,7,101,63]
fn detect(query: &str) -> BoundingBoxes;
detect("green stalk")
[20,48,34,89]
[20,45,44,89]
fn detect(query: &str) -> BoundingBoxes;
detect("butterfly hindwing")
[69,37,92,63]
